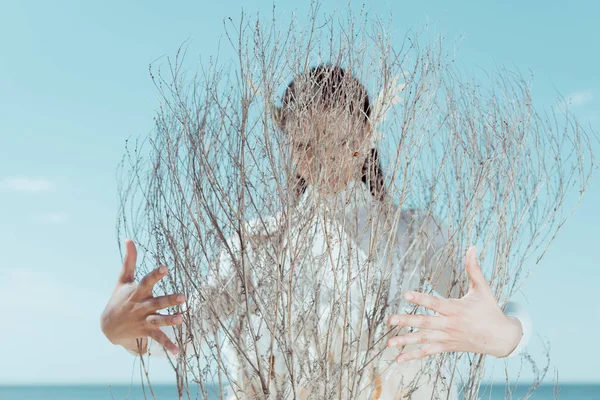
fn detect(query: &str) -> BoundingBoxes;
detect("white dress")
[138,180,531,399]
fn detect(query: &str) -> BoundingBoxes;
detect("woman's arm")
[102,236,243,360]
[386,212,532,361]
[129,235,246,359]
[137,273,242,359]
[100,240,186,356]
[425,212,531,357]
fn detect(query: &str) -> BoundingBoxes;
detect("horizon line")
[1,381,599,386]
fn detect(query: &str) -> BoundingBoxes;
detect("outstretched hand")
[100,240,186,355]
[387,245,523,362]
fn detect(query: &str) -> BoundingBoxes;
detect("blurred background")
[1,0,598,397]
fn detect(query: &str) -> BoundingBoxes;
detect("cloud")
[30,212,68,224]
[0,177,56,193]
[566,90,593,107]
[0,268,86,318]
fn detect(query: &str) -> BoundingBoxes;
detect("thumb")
[119,239,137,284]
[465,245,488,292]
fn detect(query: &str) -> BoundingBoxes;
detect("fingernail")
[389,317,400,325]
[177,295,185,302]
[159,266,167,274]
[404,293,414,301]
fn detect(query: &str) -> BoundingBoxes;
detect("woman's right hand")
[100,239,186,355]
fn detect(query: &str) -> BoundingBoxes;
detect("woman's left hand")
[387,245,523,362]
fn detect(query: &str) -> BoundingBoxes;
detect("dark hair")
[276,64,386,201]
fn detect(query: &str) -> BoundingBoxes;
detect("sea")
[0,384,598,400]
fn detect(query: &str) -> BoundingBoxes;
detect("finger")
[395,344,447,363]
[403,291,454,315]
[388,314,447,330]
[137,266,169,295]
[146,313,184,328]
[119,239,137,284]
[465,245,488,292]
[143,293,186,312]
[387,330,447,348]
[148,329,179,355]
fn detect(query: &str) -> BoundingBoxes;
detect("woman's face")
[288,108,372,193]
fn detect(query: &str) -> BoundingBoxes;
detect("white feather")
[369,73,407,147]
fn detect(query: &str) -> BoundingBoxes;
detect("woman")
[101,65,531,399]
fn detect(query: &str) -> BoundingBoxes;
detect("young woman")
[101,65,531,399]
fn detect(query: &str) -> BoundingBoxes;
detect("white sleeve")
[501,301,532,358]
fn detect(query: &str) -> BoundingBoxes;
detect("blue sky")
[1,0,598,385]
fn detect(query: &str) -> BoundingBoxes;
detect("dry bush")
[116,4,598,399]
